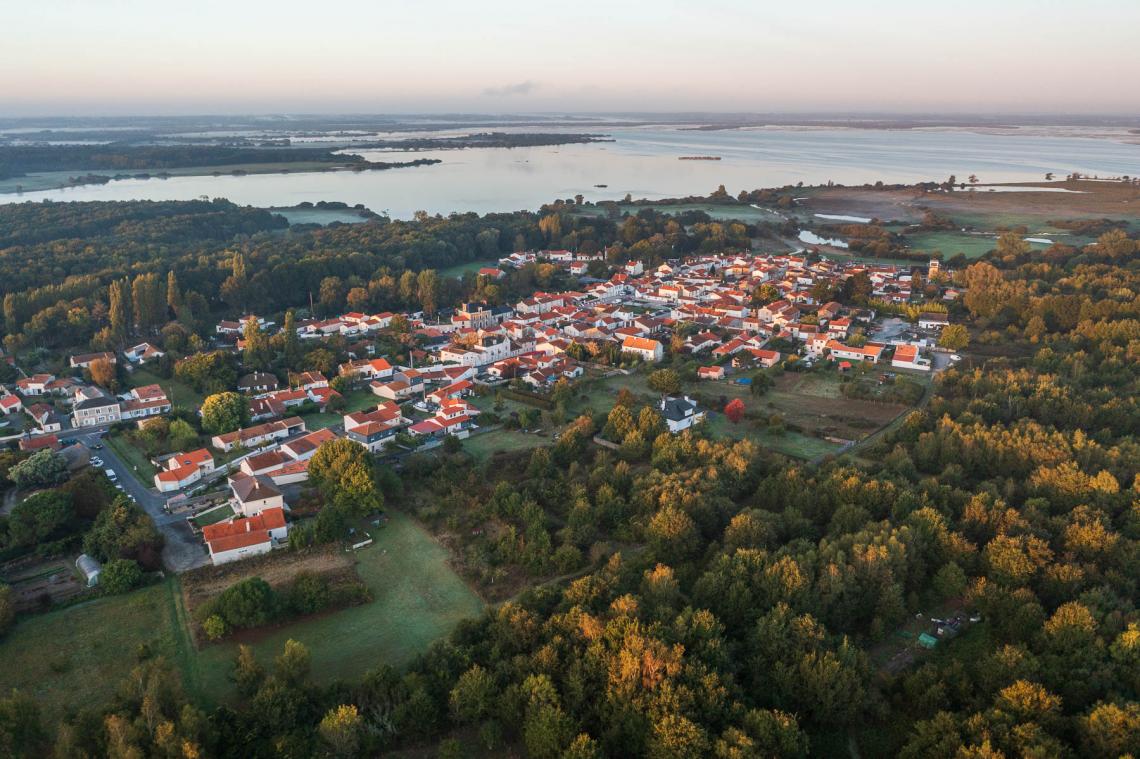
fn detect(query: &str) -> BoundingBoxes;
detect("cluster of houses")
[0,248,958,569]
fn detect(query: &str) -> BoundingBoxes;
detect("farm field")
[0,582,179,722]
[688,366,921,455]
[185,510,484,704]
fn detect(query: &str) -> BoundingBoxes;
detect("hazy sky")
[4,0,1140,115]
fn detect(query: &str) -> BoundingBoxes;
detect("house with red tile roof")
[826,340,885,364]
[621,336,663,363]
[202,506,287,565]
[16,374,54,396]
[211,417,305,452]
[891,344,932,371]
[19,433,60,452]
[0,394,23,415]
[154,449,215,493]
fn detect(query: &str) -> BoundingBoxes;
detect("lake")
[5,126,1140,219]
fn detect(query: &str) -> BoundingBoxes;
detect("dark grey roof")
[74,396,119,411]
[661,397,697,422]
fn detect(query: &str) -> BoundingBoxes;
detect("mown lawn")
[191,504,234,528]
[129,368,205,409]
[438,258,499,279]
[186,511,484,705]
[106,432,159,482]
[0,582,179,722]
[299,411,341,430]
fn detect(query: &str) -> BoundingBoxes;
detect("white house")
[917,312,949,331]
[660,396,705,433]
[202,507,287,565]
[229,473,285,517]
[621,336,664,363]
[154,449,215,493]
[891,344,932,372]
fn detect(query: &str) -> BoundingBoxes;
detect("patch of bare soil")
[927,179,1140,219]
[802,180,1140,225]
[1,557,88,611]
[180,545,354,620]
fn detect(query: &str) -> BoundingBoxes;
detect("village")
[0,248,960,584]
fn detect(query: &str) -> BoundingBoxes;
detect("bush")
[213,577,277,629]
[203,614,229,641]
[286,572,330,615]
[100,558,143,594]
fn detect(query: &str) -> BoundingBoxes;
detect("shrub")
[286,572,330,615]
[214,577,277,629]
[203,614,229,641]
[100,558,143,594]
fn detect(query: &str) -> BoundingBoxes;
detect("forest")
[0,197,780,360]
[0,198,1135,757]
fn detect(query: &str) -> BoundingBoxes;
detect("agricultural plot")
[691,369,919,458]
[0,557,87,612]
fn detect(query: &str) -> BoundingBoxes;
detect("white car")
[950,354,962,362]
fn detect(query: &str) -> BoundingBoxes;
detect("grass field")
[0,583,179,722]
[129,368,205,409]
[268,207,371,226]
[704,412,844,459]
[106,432,159,482]
[463,427,553,461]
[439,259,499,279]
[905,231,1051,259]
[186,511,484,704]
[0,513,484,714]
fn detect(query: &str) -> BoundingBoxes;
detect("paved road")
[75,431,209,573]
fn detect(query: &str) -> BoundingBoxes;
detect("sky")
[4,0,1140,116]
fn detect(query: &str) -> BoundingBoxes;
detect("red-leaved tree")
[724,398,745,424]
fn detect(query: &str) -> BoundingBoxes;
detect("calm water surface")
[6,127,1139,219]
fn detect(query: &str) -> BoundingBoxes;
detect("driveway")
[76,431,209,573]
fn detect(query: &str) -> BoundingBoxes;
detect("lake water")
[5,126,1140,219]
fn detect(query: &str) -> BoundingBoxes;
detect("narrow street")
[75,431,209,572]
